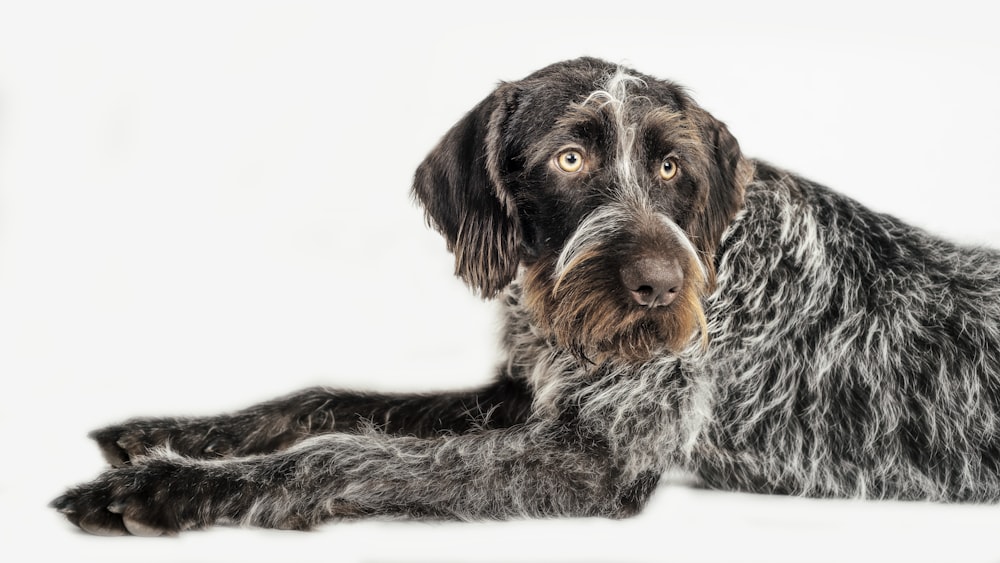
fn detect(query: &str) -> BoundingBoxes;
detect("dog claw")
[79,520,128,537]
[49,495,76,514]
[95,439,130,467]
[123,517,165,537]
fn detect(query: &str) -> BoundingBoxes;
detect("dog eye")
[556,150,584,173]
[660,158,679,181]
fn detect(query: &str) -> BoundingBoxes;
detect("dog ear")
[412,85,523,298]
[688,107,754,285]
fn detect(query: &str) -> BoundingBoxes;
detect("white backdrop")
[2,1,1000,562]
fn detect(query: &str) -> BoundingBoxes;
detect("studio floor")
[4,1,1000,561]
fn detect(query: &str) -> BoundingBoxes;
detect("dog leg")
[90,375,532,466]
[54,422,655,535]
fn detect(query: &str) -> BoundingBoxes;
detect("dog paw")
[89,418,238,467]
[51,462,222,536]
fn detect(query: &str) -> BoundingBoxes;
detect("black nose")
[620,258,684,308]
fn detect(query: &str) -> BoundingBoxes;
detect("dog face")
[414,57,752,362]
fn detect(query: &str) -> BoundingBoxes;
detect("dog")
[52,57,1000,536]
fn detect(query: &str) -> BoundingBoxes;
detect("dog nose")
[620,258,684,307]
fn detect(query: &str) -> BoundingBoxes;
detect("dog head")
[413,57,752,362]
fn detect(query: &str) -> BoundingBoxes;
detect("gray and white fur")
[52,57,1000,536]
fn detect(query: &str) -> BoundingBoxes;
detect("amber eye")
[660,158,679,181]
[556,150,584,173]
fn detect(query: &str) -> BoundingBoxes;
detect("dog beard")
[522,250,708,364]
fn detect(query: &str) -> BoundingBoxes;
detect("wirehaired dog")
[53,57,1000,536]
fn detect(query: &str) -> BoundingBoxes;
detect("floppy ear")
[687,106,754,285]
[412,84,522,298]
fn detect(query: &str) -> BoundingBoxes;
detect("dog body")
[53,58,1000,535]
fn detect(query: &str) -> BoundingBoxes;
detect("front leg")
[53,423,662,535]
[92,375,532,466]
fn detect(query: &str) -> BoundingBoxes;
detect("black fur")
[52,57,1000,536]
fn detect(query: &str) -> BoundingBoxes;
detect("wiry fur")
[53,57,1000,536]
[523,202,709,361]
[694,169,1000,500]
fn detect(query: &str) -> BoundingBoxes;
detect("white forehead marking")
[582,68,648,205]
[582,67,647,112]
